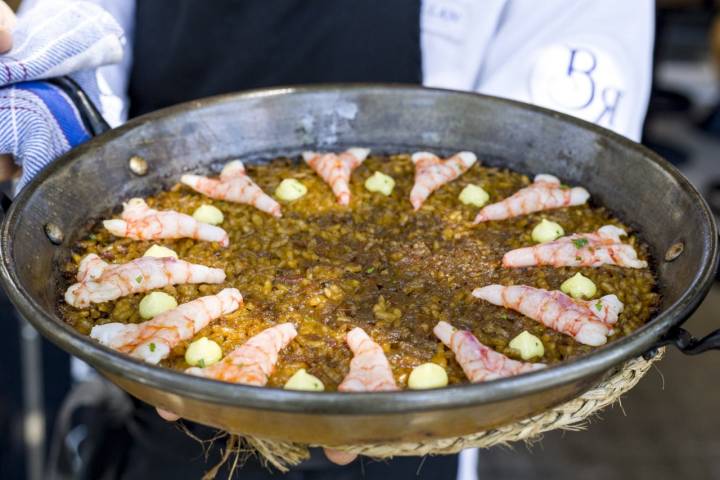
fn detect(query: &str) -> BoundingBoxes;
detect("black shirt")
[129,0,422,117]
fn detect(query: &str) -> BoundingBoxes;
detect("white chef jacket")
[19,1,654,479]
[21,0,654,140]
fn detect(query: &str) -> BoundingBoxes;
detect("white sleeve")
[18,0,135,126]
[92,0,135,125]
[475,0,654,141]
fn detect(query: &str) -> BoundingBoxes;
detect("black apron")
[129,0,422,117]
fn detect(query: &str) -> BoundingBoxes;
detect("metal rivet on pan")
[128,155,148,176]
[665,242,684,262]
[44,223,64,245]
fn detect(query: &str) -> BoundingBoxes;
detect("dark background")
[3,1,720,479]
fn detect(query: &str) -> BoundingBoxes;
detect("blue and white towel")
[0,1,124,189]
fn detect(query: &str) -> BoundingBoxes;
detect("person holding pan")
[0,1,654,479]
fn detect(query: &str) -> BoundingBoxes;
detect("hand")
[0,6,16,174]
[321,448,358,466]
[0,1,124,190]
[0,154,19,182]
[0,1,16,54]
[156,408,359,466]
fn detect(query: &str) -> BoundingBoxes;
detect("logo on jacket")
[531,43,627,131]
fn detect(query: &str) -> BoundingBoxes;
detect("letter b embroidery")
[531,43,628,133]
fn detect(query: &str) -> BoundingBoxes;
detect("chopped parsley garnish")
[595,302,603,312]
[366,267,375,274]
[197,359,206,368]
[572,238,589,249]
[135,275,143,284]
[149,342,156,352]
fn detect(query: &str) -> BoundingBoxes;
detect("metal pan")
[1,85,718,445]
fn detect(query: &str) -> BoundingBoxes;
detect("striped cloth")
[0,1,124,189]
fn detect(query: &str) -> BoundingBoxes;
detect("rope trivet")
[210,349,664,474]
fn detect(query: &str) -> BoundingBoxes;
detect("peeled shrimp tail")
[502,225,647,269]
[168,287,242,332]
[501,238,581,268]
[409,152,441,210]
[610,252,647,269]
[473,203,512,223]
[303,148,370,206]
[181,220,229,246]
[249,188,283,218]
[90,288,243,364]
[502,242,647,269]
[219,160,246,180]
[90,322,139,348]
[103,198,230,246]
[76,253,108,282]
[474,174,590,223]
[185,323,297,385]
[180,174,224,196]
[161,259,226,284]
[585,294,624,325]
[220,160,282,217]
[181,172,282,218]
[598,225,626,240]
[104,216,229,246]
[433,321,544,383]
[64,257,226,308]
[409,151,477,210]
[338,327,399,392]
[102,219,130,237]
[472,284,618,346]
[345,148,371,163]
[157,211,229,246]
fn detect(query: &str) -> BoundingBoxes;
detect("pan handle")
[47,76,111,137]
[644,228,720,358]
[644,326,720,359]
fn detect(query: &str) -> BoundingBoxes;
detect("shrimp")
[75,253,109,283]
[102,198,229,246]
[474,174,589,223]
[65,254,226,308]
[433,321,544,382]
[90,288,242,364]
[181,160,281,217]
[302,148,370,206]
[410,151,477,210]
[185,323,297,385]
[338,327,399,392]
[502,225,648,268]
[472,285,623,346]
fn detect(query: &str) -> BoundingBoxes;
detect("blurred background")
[2,0,720,479]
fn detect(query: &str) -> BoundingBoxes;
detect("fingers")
[0,154,18,181]
[156,407,181,422]
[0,2,16,54]
[0,29,11,54]
[323,448,357,466]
